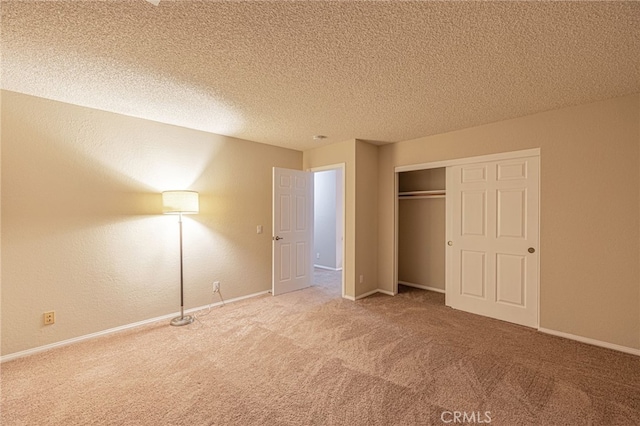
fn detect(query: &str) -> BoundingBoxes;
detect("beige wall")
[0,91,3,342]
[1,91,302,356]
[379,94,640,350]
[355,140,378,295]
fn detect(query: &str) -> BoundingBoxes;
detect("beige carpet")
[2,269,639,425]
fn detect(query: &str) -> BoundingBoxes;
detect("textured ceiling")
[2,1,640,151]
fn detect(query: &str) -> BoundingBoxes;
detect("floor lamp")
[162,190,199,326]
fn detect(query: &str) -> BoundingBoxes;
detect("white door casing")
[272,167,314,296]
[446,156,539,328]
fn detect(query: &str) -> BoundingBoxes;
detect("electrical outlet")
[359,275,364,284]
[213,281,220,293]
[44,311,55,325]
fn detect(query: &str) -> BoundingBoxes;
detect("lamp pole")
[171,212,194,326]
[162,190,198,327]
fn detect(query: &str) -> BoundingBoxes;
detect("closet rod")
[398,190,446,199]
[399,195,445,200]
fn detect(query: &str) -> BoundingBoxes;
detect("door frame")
[308,163,346,299]
[393,148,540,323]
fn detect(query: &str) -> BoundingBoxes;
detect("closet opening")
[393,149,540,327]
[396,167,446,302]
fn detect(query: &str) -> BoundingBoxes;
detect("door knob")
[447,241,453,246]
[274,236,283,241]
[528,247,535,253]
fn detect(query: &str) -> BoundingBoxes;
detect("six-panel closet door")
[446,156,539,328]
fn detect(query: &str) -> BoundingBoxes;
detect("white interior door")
[446,156,539,328]
[272,167,314,296]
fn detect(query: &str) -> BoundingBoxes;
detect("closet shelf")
[398,190,446,199]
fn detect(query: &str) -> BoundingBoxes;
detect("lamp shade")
[162,190,199,214]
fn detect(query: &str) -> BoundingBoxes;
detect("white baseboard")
[398,280,445,294]
[538,327,640,357]
[1,290,270,363]
[313,264,342,271]
[354,289,395,300]
[18,291,637,362]
[355,289,378,300]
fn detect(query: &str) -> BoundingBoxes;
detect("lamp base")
[170,315,194,326]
